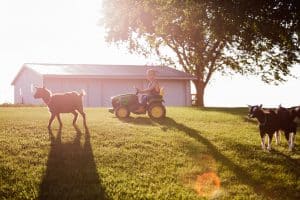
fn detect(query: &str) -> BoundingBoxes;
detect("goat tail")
[80,89,86,96]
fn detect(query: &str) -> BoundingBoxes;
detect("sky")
[0,0,299,107]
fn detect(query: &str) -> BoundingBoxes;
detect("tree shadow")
[38,128,108,200]
[156,117,297,199]
[220,139,300,199]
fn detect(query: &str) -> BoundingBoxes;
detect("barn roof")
[11,63,196,85]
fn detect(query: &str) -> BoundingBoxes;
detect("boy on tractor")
[135,69,160,113]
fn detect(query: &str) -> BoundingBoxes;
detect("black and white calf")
[248,105,280,151]
[277,105,298,150]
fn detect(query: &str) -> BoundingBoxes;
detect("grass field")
[0,107,299,200]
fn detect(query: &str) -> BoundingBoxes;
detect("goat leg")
[56,114,63,129]
[72,111,78,126]
[78,110,87,129]
[48,113,55,130]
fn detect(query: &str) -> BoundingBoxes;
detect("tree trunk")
[195,81,205,107]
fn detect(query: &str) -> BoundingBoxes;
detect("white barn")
[11,63,196,107]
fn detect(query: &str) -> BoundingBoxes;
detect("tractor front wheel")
[115,106,130,118]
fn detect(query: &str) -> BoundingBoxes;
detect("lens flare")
[194,172,221,197]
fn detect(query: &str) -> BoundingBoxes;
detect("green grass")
[0,107,299,200]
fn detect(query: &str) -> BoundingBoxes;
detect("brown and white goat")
[33,87,87,130]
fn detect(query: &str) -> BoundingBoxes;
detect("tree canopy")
[102,0,300,106]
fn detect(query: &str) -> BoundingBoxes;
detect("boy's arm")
[138,84,156,94]
[138,81,157,94]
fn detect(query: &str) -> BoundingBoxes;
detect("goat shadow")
[38,127,108,200]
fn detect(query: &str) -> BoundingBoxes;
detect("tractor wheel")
[115,106,130,118]
[148,103,166,119]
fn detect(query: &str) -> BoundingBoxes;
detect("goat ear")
[247,104,251,108]
[31,84,34,92]
[259,104,263,108]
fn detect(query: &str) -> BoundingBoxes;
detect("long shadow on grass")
[221,140,300,199]
[156,117,284,199]
[38,127,108,200]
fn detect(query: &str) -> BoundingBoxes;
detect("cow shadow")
[38,127,108,200]
[156,117,299,199]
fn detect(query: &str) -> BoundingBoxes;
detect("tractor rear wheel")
[148,103,166,119]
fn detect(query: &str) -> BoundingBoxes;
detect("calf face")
[248,104,263,119]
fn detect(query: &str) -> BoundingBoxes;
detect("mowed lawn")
[0,107,299,200]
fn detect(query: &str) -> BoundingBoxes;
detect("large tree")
[102,0,300,106]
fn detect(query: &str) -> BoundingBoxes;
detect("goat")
[33,86,87,130]
[277,105,297,150]
[248,105,280,151]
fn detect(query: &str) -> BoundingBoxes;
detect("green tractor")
[108,89,166,119]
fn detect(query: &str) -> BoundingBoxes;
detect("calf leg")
[289,132,295,151]
[72,111,78,125]
[56,114,63,129]
[275,131,280,145]
[284,131,289,141]
[260,133,266,150]
[48,113,56,130]
[267,134,273,151]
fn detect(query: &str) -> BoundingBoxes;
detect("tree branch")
[164,37,191,74]
[204,41,225,86]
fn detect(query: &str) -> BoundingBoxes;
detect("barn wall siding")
[101,79,144,107]
[14,68,43,104]
[159,80,186,106]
